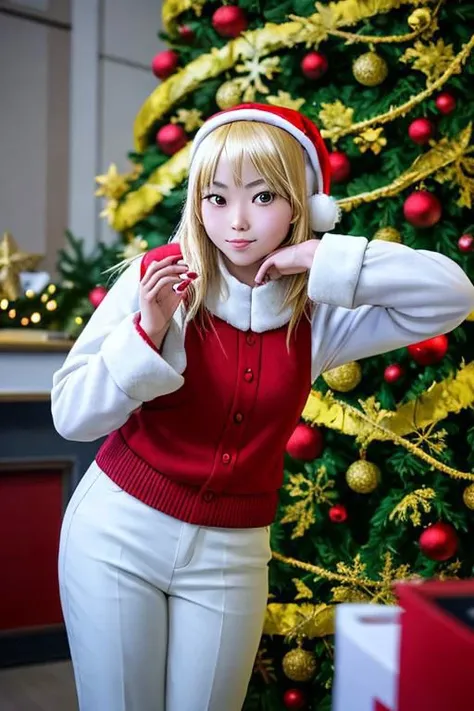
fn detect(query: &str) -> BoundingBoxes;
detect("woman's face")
[200,153,293,283]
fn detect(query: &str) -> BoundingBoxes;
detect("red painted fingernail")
[187,272,198,279]
[176,279,191,292]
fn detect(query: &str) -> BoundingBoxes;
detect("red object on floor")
[374,702,392,711]
[0,470,64,631]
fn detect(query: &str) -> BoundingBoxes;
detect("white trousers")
[58,462,271,711]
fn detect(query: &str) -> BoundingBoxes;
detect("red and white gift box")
[333,579,474,711]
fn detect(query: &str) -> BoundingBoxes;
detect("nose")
[231,204,250,232]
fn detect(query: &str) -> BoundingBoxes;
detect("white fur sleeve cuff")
[308,233,368,309]
[101,313,184,402]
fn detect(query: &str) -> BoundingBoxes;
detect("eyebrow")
[212,179,267,190]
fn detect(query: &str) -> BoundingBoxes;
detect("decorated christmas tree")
[2,0,474,708]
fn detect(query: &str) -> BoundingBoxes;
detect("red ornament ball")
[384,363,405,383]
[458,233,474,253]
[283,688,306,710]
[435,92,456,115]
[328,151,351,183]
[151,50,179,80]
[301,51,328,80]
[88,286,108,309]
[419,522,458,561]
[300,52,328,79]
[212,5,248,38]
[178,25,195,43]
[408,334,448,366]
[329,503,348,524]
[408,118,434,145]
[403,190,442,228]
[286,423,324,461]
[156,124,187,156]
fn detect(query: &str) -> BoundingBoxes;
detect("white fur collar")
[160,258,291,374]
[204,257,293,333]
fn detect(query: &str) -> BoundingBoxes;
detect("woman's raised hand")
[139,255,196,346]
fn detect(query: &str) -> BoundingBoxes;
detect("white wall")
[0,12,48,255]
[0,0,166,276]
[0,0,71,275]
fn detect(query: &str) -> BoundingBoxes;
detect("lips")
[225,239,256,251]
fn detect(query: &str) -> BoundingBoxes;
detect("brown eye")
[205,194,226,206]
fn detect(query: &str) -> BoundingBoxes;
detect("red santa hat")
[189,102,341,233]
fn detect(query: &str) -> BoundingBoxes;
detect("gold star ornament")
[0,232,43,301]
[95,163,130,200]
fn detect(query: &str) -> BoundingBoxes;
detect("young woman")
[52,103,474,711]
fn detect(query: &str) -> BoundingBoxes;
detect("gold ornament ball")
[282,647,318,682]
[216,80,242,110]
[373,227,402,243]
[466,310,474,322]
[353,52,388,87]
[407,8,432,32]
[463,484,474,510]
[322,362,362,392]
[346,460,381,494]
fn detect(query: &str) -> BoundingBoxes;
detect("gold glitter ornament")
[215,80,242,110]
[373,227,402,243]
[282,645,318,682]
[407,8,432,32]
[463,484,474,510]
[353,52,388,87]
[346,460,381,494]
[466,310,474,322]
[322,362,362,392]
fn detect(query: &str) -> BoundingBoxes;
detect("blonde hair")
[175,120,313,342]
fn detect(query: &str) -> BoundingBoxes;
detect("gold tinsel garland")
[109,146,191,231]
[288,1,440,48]
[162,0,206,33]
[263,602,335,638]
[303,361,474,481]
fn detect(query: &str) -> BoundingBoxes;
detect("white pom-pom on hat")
[309,193,341,232]
[190,102,342,233]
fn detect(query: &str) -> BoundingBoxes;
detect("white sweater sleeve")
[51,259,186,442]
[308,233,474,381]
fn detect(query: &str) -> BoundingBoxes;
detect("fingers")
[146,275,184,302]
[255,261,281,285]
[144,271,198,302]
[254,258,274,285]
[141,256,187,287]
